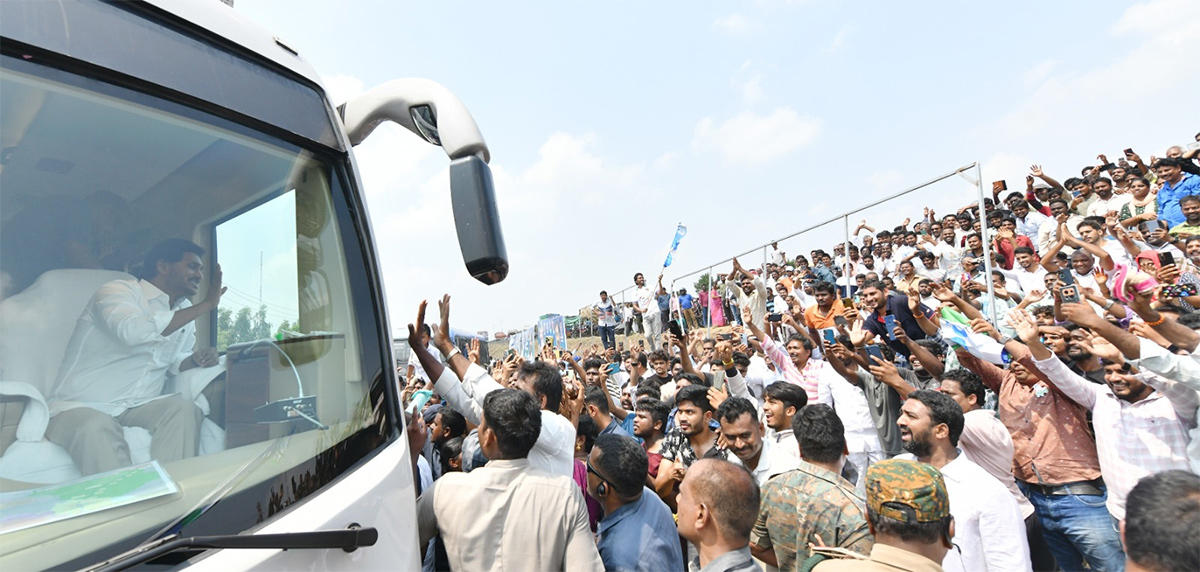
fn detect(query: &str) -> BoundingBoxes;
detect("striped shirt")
[760,336,827,401]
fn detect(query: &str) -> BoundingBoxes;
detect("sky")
[235,0,1200,339]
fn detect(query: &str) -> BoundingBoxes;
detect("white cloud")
[1021,59,1056,88]
[996,0,1200,140]
[653,151,682,170]
[731,61,766,105]
[713,13,755,35]
[824,26,853,53]
[692,107,821,164]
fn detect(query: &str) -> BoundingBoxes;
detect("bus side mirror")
[449,155,508,284]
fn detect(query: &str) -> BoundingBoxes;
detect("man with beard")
[1011,199,1049,242]
[938,370,1057,571]
[895,390,1031,572]
[634,272,663,351]
[587,434,684,572]
[1038,198,1084,255]
[1169,195,1200,239]
[1085,178,1131,218]
[1012,307,1197,527]
[656,385,734,500]
[938,289,1123,572]
[716,397,798,487]
[725,257,769,331]
[1137,219,1185,259]
[1064,324,1105,385]
[1154,157,1200,228]
[47,239,224,475]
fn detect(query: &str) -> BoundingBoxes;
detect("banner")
[663,223,687,268]
[538,315,568,351]
[508,327,538,360]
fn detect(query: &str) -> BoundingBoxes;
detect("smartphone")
[1056,268,1075,287]
[992,180,1007,192]
[1060,285,1081,304]
[667,320,683,339]
[841,298,855,310]
[768,313,782,323]
[833,315,849,329]
[1160,251,1176,267]
[820,328,837,347]
[1124,148,1134,156]
[864,345,885,363]
[1162,283,1199,298]
[605,362,620,375]
[884,315,898,340]
[718,333,733,341]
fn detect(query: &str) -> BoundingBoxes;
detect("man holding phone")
[858,279,938,361]
[804,281,845,351]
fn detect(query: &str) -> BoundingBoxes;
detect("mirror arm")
[338,78,490,163]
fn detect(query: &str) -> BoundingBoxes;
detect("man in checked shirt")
[944,289,1126,572]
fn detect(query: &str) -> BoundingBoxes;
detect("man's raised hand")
[434,294,453,352]
[407,300,428,351]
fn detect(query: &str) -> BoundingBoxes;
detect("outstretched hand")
[434,294,453,352]
[407,300,429,351]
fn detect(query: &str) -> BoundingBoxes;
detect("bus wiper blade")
[83,527,378,572]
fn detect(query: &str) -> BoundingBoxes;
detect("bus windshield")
[0,53,389,569]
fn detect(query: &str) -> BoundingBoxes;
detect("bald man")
[677,459,763,572]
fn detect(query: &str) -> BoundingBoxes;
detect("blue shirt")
[1158,172,1200,228]
[812,264,836,283]
[657,293,671,312]
[679,293,695,309]
[601,418,633,439]
[863,294,934,357]
[597,488,685,572]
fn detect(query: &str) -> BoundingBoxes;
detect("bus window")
[0,52,387,569]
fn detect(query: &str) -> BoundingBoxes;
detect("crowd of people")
[398,141,1200,572]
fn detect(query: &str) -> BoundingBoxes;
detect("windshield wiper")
[82,526,378,572]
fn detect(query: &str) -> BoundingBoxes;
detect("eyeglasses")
[587,460,618,489]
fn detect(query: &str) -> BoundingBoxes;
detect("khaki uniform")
[811,544,943,572]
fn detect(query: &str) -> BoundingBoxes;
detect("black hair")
[1049,198,1069,209]
[715,397,758,425]
[793,404,845,464]
[674,384,713,413]
[906,389,964,447]
[1180,194,1200,207]
[731,352,751,367]
[593,434,649,498]
[438,407,467,440]
[517,360,563,413]
[576,414,599,454]
[634,384,660,401]
[635,397,670,434]
[1125,470,1200,572]
[940,369,986,407]
[1152,157,1184,170]
[600,290,608,296]
[1031,306,1055,320]
[136,238,205,280]
[676,372,706,388]
[914,338,945,359]
[785,333,814,351]
[648,350,669,364]
[763,381,807,412]
[633,272,644,282]
[584,385,611,414]
[631,351,648,368]
[1176,312,1200,330]
[482,389,542,459]
[1077,218,1104,232]
[1013,246,1035,257]
[868,507,953,545]
[688,460,760,543]
[438,436,464,475]
[860,278,885,293]
[582,357,604,371]
[813,280,837,295]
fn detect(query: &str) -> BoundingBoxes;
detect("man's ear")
[784,405,798,419]
[934,422,950,442]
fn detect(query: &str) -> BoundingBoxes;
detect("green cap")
[865,459,950,524]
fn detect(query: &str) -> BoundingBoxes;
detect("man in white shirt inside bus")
[47,238,225,476]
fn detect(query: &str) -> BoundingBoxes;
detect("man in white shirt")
[999,246,1048,297]
[770,242,786,267]
[938,370,1057,571]
[633,273,662,351]
[816,360,885,491]
[1085,178,1131,218]
[897,389,1032,572]
[1037,198,1084,255]
[715,397,799,486]
[726,257,768,331]
[406,324,442,384]
[411,296,577,477]
[47,239,224,476]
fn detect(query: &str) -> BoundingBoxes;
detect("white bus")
[0,0,506,569]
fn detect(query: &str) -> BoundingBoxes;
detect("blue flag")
[663,223,687,268]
